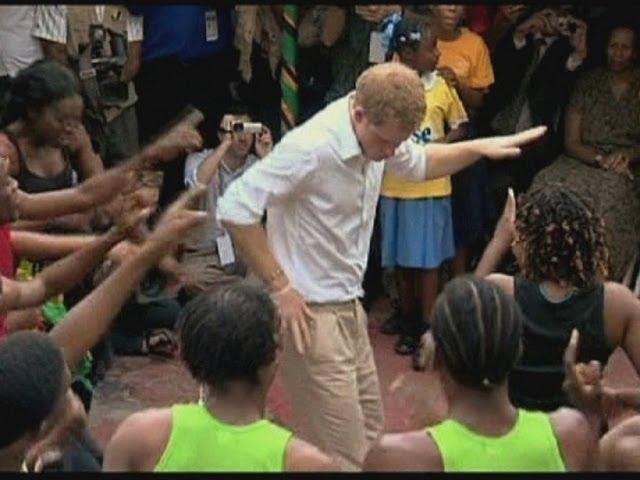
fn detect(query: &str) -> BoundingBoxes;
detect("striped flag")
[280,5,299,134]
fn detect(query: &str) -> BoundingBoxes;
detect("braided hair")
[515,186,609,289]
[381,12,434,61]
[431,275,524,390]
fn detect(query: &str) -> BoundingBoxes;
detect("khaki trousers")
[280,299,384,471]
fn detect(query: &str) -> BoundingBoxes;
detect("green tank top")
[154,403,293,472]
[427,409,565,472]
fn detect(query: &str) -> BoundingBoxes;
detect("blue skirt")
[380,196,455,269]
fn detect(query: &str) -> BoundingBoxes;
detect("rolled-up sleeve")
[217,140,317,225]
[384,139,429,182]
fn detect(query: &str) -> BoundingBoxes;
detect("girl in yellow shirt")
[380,13,468,356]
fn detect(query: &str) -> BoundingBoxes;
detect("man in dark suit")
[480,6,588,196]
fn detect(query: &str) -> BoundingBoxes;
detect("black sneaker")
[394,334,420,355]
[380,310,402,335]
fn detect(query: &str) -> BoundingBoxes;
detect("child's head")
[218,104,255,159]
[430,5,466,34]
[382,14,440,75]
[431,276,524,391]
[514,187,609,289]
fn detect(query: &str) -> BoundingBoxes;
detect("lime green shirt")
[155,403,293,472]
[427,409,566,472]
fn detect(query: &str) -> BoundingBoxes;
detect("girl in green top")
[364,275,595,472]
[103,282,334,472]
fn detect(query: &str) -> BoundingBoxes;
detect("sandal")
[143,328,178,358]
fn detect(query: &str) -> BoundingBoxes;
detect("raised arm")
[0,213,144,313]
[16,115,203,220]
[424,126,546,180]
[49,186,207,370]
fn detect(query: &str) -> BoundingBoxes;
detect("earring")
[198,384,207,407]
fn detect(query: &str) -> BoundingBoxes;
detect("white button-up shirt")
[217,94,429,303]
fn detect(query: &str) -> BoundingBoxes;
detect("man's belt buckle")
[79,68,97,80]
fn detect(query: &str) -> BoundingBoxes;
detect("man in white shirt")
[217,62,545,470]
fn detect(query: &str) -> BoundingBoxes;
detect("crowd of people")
[1,2,640,473]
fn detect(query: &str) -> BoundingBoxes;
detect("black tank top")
[3,130,74,194]
[509,274,613,412]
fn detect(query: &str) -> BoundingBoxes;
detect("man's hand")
[437,66,459,89]
[255,127,274,159]
[477,126,547,160]
[272,285,317,355]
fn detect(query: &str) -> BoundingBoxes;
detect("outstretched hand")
[147,185,208,251]
[142,111,204,168]
[479,126,547,161]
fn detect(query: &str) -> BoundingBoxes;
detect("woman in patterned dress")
[530,23,640,280]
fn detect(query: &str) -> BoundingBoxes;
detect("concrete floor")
[89,297,640,450]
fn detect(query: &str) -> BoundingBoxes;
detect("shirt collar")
[421,71,438,91]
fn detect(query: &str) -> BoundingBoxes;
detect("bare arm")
[10,230,98,260]
[363,431,443,471]
[550,408,597,471]
[196,139,231,186]
[284,437,335,472]
[424,126,546,179]
[49,187,207,370]
[0,228,124,313]
[104,409,172,471]
[221,223,288,292]
[564,109,602,166]
[603,283,640,377]
[456,85,487,113]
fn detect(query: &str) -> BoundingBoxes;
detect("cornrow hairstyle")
[178,281,279,389]
[1,59,79,128]
[431,275,524,390]
[515,186,609,289]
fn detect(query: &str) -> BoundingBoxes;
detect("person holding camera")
[482,6,588,195]
[181,105,273,297]
[32,5,143,169]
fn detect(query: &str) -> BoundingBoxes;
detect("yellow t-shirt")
[382,73,468,198]
[437,27,495,90]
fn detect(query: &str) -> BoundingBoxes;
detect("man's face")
[351,105,414,162]
[219,114,254,158]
